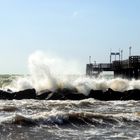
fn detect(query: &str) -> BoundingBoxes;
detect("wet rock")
[64,93,87,100]
[46,92,65,100]
[1,87,140,101]
[46,89,65,100]
[7,89,13,93]
[37,89,52,100]
[45,88,87,100]
[89,90,105,100]
[14,89,36,100]
[0,90,15,100]
[61,88,87,100]
[89,89,124,101]
[104,88,124,100]
[123,89,140,100]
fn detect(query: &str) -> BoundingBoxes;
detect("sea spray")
[28,51,58,91]
[28,51,84,91]
[6,51,83,92]
[129,79,140,90]
[4,51,140,94]
[108,78,129,92]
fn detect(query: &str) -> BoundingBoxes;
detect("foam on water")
[0,98,138,123]
[0,99,140,139]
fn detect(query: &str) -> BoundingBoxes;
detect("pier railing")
[86,55,140,79]
[129,56,140,68]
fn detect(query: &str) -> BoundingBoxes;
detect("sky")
[0,0,140,74]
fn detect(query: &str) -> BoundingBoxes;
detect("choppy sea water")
[0,99,140,140]
[0,74,140,140]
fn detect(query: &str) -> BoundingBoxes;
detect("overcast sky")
[0,0,140,74]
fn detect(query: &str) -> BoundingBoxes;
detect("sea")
[0,74,140,140]
[0,51,140,140]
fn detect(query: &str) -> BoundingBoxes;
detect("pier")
[86,53,140,79]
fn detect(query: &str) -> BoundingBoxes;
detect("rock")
[46,92,65,100]
[0,90,15,100]
[89,90,104,100]
[1,87,140,101]
[37,89,52,100]
[123,89,140,100]
[61,88,87,100]
[89,89,124,101]
[46,89,65,100]
[45,88,87,100]
[104,88,124,100]
[7,89,13,93]
[64,93,87,100]
[14,89,36,100]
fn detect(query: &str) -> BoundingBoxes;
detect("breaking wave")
[1,111,140,127]
[0,98,140,139]
[2,51,140,95]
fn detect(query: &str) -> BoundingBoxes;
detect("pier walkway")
[86,56,140,79]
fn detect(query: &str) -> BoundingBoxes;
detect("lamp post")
[89,56,91,64]
[129,46,132,57]
[121,50,123,61]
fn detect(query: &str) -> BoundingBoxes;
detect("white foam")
[6,51,140,94]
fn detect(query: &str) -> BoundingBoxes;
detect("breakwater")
[1,87,140,101]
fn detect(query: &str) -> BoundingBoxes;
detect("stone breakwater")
[1,88,140,100]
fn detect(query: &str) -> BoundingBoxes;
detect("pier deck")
[86,56,140,79]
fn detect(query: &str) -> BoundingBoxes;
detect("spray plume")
[5,51,140,95]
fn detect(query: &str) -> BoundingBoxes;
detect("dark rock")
[7,89,13,93]
[64,93,87,100]
[123,89,140,100]
[104,88,124,100]
[0,90,15,100]
[46,88,87,100]
[46,89,65,100]
[89,90,105,100]
[89,88,124,101]
[1,87,140,101]
[61,88,87,100]
[14,89,36,100]
[37,89,52,100]
[61,88,78,96]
